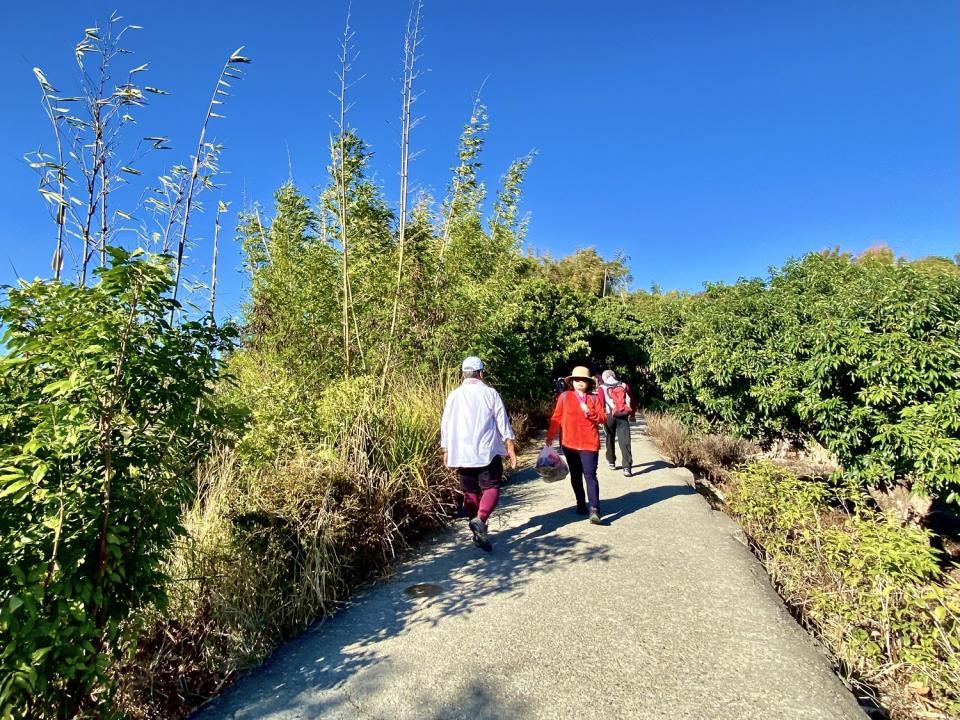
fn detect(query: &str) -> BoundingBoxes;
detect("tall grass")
[115,373,460,719]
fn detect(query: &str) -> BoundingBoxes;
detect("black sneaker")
[575,504,588,516]
[469,517,492,551]
[589,509,603,525]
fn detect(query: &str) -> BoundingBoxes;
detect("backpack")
[603,383,632,418]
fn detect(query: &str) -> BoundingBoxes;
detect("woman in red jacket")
[545,366,607,524]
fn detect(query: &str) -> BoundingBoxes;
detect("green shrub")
[645,251,960,504]
[727,461,960,716]
[0,249,236,718]
[784,253,960,503]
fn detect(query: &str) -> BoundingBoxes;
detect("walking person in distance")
[599,369,636,476]
[440,356,517,551]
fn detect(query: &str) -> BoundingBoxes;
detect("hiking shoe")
[469,517,491,551]
[589,509,603,525]
[623,468,632,477]
[607,462,616,470]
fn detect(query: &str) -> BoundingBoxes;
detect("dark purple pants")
[562,447,600,511]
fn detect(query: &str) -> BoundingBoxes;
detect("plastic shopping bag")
[535,445,568,483]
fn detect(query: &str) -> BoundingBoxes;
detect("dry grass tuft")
[693,433,753,479]
[509,397,554,446]
[643,411,753,482]
[643,411,698,467]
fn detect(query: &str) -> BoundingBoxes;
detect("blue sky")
[1,0,957,319]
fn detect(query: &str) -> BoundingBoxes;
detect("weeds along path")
[193,425,865,720]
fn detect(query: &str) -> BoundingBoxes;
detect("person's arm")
[440,396,452,467]
[492,392,517,469]
[504,438,517,469]
[585,394,606,425]
[545,393,564,446]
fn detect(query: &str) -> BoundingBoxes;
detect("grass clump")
[644,411,752,480]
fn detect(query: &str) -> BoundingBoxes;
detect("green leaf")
[0,479,32,498]
[31,464,47,484]
[41,379,71,396]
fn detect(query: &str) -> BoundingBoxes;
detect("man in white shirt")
[441,356,517,551]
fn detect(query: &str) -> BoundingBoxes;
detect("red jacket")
[546,390,607,452]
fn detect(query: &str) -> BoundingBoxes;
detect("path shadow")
[600,485,697,525]
[194,452,690,718]
[193,467,612,719]
[256,665,535,720]
[628,459,674,475]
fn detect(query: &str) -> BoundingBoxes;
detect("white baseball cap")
[461,356,484,372]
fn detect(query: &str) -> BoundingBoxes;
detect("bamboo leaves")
[169,47,250,317]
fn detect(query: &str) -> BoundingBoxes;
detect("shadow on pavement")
[193,465,685,719]
[239,666,535,720]
[600,485,697,525]
[629,459,674,475]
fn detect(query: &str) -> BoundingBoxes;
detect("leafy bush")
[472,279,591,400]
[0,249,236,718]
[643,251,960,505]
[782,253,960,503]
[727,461,960,717]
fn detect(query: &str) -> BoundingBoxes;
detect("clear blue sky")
[1,1,957,319]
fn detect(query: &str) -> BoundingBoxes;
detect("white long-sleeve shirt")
[440,379,515,468]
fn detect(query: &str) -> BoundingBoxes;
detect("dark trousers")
[562,447,600,511]
[604,415,633,470]
[457,456,504,522]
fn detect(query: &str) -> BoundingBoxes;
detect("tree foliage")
[0,250,235,717]
[639,250,960,503]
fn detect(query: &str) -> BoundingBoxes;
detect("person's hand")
[507,448,518,470]
[442,450,448,467]
[579,402,589,412]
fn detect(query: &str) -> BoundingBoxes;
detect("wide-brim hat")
[565,366,595,387]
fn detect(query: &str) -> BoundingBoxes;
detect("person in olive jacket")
[545,366,607,524]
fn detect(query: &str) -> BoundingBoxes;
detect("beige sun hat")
[565,365,595,388]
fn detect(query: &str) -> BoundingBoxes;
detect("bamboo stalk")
[335,5,355,377]
[32,70,68,281]
[383,0,424,386]
[210,200,225,316]
[438,85,486,266]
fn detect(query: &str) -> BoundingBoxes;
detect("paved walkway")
[195,424,865,720]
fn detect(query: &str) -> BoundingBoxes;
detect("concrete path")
[195,424,865,720]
